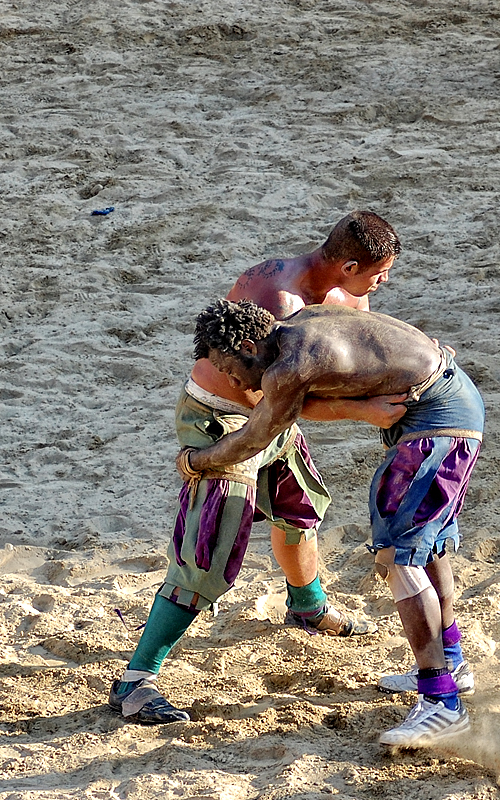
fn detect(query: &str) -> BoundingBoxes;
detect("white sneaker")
[377,661,475,696]
[379,696,470,746]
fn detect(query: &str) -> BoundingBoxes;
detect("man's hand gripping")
[176,447,203,508]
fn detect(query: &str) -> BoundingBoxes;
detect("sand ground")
[1,0,500,798]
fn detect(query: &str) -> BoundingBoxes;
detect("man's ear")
[240,339,258,356]
[340,260,359,276]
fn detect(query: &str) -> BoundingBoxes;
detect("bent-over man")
[177,299,484,746]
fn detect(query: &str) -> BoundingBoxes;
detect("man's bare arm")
[301,394,408,428]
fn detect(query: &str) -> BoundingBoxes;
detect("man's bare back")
[269,306,439,401]
[230,254,368,317]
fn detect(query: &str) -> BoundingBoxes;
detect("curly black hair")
[323,210,401,268]
[194,299,275,360]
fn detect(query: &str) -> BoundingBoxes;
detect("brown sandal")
[285,605,377,637]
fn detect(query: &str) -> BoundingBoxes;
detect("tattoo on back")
[237,259,286,289]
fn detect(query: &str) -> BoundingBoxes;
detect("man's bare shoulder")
[322,287,369,310]
[227,257,305,319]
[261,350,308,405]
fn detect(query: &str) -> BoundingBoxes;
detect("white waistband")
[184,378,251,416]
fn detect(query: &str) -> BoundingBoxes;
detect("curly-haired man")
[180,299,484,746]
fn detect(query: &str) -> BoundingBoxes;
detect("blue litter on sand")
[91,206,115,216]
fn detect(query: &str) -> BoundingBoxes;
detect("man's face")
[208,348,263,392]
[343,255,395,297]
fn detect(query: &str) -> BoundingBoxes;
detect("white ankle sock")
[121,669,157,683]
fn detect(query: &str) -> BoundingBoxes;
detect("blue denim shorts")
[370,355,484,566]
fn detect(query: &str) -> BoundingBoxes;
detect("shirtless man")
[180,299,484,746]
[109,210,405,725]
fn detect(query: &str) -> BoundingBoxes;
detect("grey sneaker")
[377,661,475,696]
[109,679,190,724]
[379,696,470,746]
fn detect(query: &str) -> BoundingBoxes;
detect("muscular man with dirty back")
[180,299,484,747]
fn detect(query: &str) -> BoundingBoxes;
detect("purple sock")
[442,620,461,647]
[418,670,459,710]
[442,621,464,670]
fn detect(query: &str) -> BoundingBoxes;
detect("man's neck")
[296,249,341,305]
[257,326,281,369]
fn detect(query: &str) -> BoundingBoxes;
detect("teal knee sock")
[286,574,327,614]
[128,593,197,674]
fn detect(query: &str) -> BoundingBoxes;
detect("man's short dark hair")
[323,209,401,269]
[194,299,275,360]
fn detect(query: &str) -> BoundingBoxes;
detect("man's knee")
[374,546,432,603]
